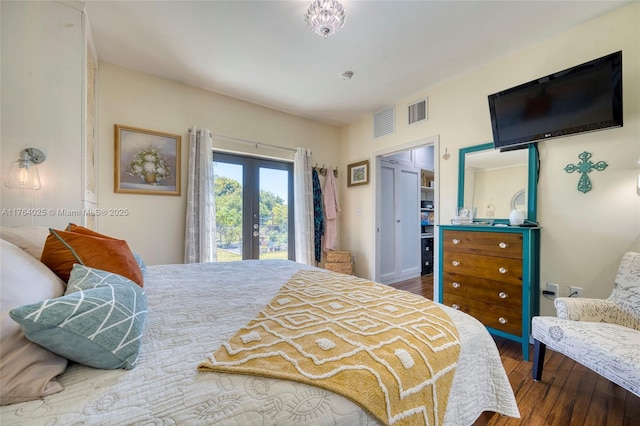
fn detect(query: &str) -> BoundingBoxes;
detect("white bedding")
[1,260,519,425]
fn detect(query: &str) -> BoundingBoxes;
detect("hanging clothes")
[312,169,324,264]
[323,167,340,252]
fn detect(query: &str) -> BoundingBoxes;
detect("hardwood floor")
[390,274,434,300]
[390,275,639,425]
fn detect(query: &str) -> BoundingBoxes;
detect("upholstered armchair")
[531,251,640,397]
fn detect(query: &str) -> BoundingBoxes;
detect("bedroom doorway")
[212,152,294,261]
[373,135,440,291]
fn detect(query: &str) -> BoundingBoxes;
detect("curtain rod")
[190,129,297,153]
[187,127,212,138]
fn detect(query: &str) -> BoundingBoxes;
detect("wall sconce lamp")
[442,148,451,160]
[4,148,46,190]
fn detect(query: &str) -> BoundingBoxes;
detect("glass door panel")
[259,167,289,260]
[213,161,243,261]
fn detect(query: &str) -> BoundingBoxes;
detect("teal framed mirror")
[457,143,538,223]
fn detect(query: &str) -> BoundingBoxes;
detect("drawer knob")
[452,282,461,289]
[498,292,508,299]
[499,242,508,249]
[452,304,459,310]
[452,260,460,267]
[452,238,460,245]
[498,267,507,274]
[498,317,507,324]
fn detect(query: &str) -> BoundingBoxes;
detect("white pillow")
[0,226,50,259]
[0,239,68,405]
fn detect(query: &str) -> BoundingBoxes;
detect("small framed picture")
[114,125,181,196]
[347,160,369,187]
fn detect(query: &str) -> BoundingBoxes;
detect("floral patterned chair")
[531,251,640,397]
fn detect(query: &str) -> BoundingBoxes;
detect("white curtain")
[294,147,314,264]
[184,127,216,263]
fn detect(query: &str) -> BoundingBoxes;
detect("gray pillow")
[9,264,148,370]
[0,239,67,405]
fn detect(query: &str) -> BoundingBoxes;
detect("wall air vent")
[408,98,427,125]
[373,105,395,139]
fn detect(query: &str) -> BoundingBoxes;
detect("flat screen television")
[488,51,623,150]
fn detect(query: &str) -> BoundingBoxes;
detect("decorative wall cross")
[564,151,608,193]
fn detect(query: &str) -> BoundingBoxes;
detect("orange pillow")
[40,228,143,287]
[65,223,110,238]
[65,223,147,282]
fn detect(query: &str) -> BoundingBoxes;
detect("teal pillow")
[9,265,147,370]
[133,252,147,279]
[64,263,137,294]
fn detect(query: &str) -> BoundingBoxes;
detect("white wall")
[338,2,640,315]
[97,63,340,265]
[1,1,85,229]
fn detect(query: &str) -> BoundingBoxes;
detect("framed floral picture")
[347,160,369,187]
[114,125,181,195]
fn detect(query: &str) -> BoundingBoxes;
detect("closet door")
[378,161,421,283]
[379,163,397,283]
[397,168,421,279]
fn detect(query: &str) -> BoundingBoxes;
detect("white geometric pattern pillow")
[65,263,139,294]
[9,264,147,370]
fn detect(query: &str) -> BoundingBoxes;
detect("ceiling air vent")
[373,106,395,138]
[408,98,427,125]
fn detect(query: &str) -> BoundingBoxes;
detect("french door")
[213,152,294,261]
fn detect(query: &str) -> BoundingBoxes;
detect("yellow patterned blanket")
[199,270,460,425]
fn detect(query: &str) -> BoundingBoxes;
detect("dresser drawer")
[443,252,523,285]
[443,230,523,259]
[443,272,522,309]
[442,293,522,336]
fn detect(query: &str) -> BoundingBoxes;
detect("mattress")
[0,260,519,425]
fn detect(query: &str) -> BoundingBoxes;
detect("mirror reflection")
[463,148,528,220]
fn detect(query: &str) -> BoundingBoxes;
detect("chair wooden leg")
[532,339,546,381]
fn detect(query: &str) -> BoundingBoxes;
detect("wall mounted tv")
[488,51,622,150]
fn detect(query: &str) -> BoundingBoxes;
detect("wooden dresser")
[438,225,540,360]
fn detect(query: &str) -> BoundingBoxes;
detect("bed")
[0,229,519,425]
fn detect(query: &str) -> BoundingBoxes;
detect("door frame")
[372,135,440,295]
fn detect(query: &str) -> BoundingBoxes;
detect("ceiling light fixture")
[304,0,346,38]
